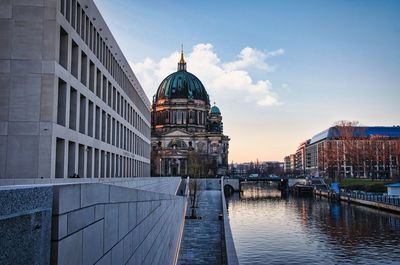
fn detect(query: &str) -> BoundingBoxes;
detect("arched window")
[168,139,188,149]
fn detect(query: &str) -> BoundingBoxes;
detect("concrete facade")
[0,186,53,265]
[0,177,186,265]
[0,0,151,179]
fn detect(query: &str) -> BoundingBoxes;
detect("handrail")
[221,177,240,265]
[342,191,400,206]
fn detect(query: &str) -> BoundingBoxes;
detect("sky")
[95,0,400,163]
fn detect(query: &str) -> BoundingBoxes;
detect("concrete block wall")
[0,0,58,179]
[0,186,53,265]
[0,177,182,195]
[108,177,182,195]
[51,179,186,265]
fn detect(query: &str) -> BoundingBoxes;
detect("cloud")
[131,43,283,107]
[222,47,284,71]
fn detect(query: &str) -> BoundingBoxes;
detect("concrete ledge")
[221,178,240,265]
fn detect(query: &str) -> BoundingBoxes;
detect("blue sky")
[96,0,400,162]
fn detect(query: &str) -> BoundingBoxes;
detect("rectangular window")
[57,79,67,126]
[88,101,94,137]
[89,22,93,51]
[80,51,87,85]
[111,118,115,145]
[71,40,79,78]
[87,146,92,178]
[79,94,86,134]
[55,138,65,178]
[65,0,71,22]
[116,92,120,114]
[69,87,77,130]
[80,9,85,39]
[76,3,81,35]
[112,87,116,110]
[71,0,76,29]
[111,153,115,178]
[101,110,106,142]
[95,106,100,140]
[107,114,111,144]
[96,69,102,98]
[102,76,107,102]
[94,148,99,178]
[59,27,68,69]
[107,82,112,107]
[60,0,65,15]
[100,150,105,178]
[106,152,110,178]
[116,121,120,148]
[89,61,95,92]
[85,15,89,45]
[68,141,75,177]
[78,144,85,178]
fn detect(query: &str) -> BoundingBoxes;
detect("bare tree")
[188,178,201,219]
[393,139,400,181]
[332,120,364,179]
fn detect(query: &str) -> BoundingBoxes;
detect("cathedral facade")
[151,52,229,177]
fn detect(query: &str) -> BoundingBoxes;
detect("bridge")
[223,177,307,194]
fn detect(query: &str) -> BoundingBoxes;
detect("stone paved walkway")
[177,190,223,265]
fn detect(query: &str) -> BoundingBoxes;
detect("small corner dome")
[210,105,221,115]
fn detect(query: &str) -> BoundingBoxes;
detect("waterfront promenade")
[178,189,223,265]
[177,179,239,265]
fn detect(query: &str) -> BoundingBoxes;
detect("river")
[227,182,400,265]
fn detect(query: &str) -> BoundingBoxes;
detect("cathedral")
[151,51,230,177]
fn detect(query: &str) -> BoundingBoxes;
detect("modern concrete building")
[0,0,151,179]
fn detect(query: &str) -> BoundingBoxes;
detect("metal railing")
[341,191,400,206]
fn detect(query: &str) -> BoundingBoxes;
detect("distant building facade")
[151,53,229,177]
[0,0,151,179]
[295,139,310,175]
[232,161,284,176]
[284,126,400,179]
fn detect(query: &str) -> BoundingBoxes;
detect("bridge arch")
[224,184,235,195]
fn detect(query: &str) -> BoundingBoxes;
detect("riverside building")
[284,126,400,179]
[151,52,230,177]
[0,0,151,179]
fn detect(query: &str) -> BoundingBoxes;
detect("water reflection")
[227,185,400,265]
[240,181,283,199]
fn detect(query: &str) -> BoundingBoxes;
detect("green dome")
[155,70,210,103]
[210,105,221,115]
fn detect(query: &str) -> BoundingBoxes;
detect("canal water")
[227,182,400,265]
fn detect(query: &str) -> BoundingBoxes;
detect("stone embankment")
[315,189,400,214]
